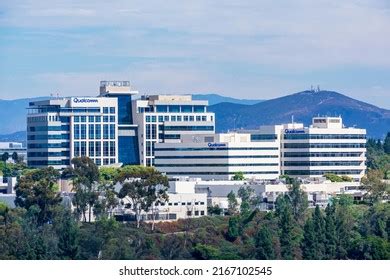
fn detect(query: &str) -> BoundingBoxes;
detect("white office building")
[154,132,281,180]
[27,96,119,168]
[132,95,215,166]
[155,116,366,181]
[279,116,366,181]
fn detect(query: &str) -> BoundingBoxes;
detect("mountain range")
[208,90,390,138]
[0,90,389,144]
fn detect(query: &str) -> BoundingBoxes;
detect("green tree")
[286,181,308,223]
[312,205,326,258]
[52,206,79,259]
[302,217,316,259]
[11,152,18,163]
[1,152,9,162]
[63,157,100,222]
[227,190,238,215]
[324,203,337,259]
[226,216,240,241]
[116,166,169,229]
[237,185,257,216]
[361,169,390,203]
[384,132,390,154]
[254,226,275,259]
[14,167,61,225]
[275,195,294,259]
[232,171,245,181]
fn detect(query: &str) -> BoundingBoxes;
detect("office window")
[74,141,80,157]
[74,116,80,123]
[189,116,194,122]
[89,141,95,157]
[184,116,189,121]
[95,141,101,156]
[158,116,164,122]
[95,116,101,123]
[146,124,151,140]
[88,116,94,122]
[88,124,94,139]
[109,107,115,114]
[110,116,115,123]
[195,211,199,216]
[103,141,109,156]
[80,124,86,139]
[103,116,109,123]
[169,105,180,113]
[74,124,80,139]
[95,158,101,166]
[103,124,109,139]
[181,105,192,112]
[80,141,86,156]
[110,158,115,164]
[196,116,201,121]
[164,116,169,121]
[110,141,115,156]
[181,202,186,205]
[200,211,205,216]
[151,116,156,122]
[110,124,115,139]
[202,116,207,121]
[194,105,205,113]
[80,116,86,122]
[146,116,151,122]
[187,211,192,216]
[103,158,109,165]
[156,105,168,112]
[177,116,182,121]
[103,107,109,114]
[151,124,157,139]
[95,124,101,139]
[171,116,176,122]
[146,141,151,156]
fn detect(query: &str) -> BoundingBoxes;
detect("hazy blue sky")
[0,0,389,108]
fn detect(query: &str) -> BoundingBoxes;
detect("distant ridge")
[209,90,390,138]
[192,93,264,106]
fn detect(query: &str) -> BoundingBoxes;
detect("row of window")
[283,161,363,166]
[27,134,70,140]
[165,171,280,175]
[155,163,279,167]
[73,141,116,157]
[74,124,115,140]
[148,105,206,113]
[28,142,70,149]
[156,201,205,206]
[155,147,279,151]
[283,152,364,158]
[74,115,115,123]
[145,115,210,123]
[155,155,279,159]
[29,125,69,132]
[284,143,366,149]
[164,126,214,131]
[284,170,363,175]
[28,151,70,157]
[283,134,366,140]
[251,134,278,141]
[28,159,70,166]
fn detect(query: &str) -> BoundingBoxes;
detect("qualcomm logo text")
[284,129,305,134]
[208,143,227,148]
[73,98,99,103]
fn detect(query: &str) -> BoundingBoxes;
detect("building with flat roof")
[27,96,119,168]
[132,94,215,166]
[155,116,366,181]
[0,142,26,163]
[154,131,281,180]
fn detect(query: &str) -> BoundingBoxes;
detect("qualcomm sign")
[284,129,306,134]
[73,98,99,104]
[208,143,227,148]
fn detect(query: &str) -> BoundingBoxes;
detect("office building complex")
[27,97,119,168]
[155,117,366,181]
[132,95,215,166]
[279,116,366,180]
[27,81,214,169]
[99,81,140,165]
[154,132,281,180]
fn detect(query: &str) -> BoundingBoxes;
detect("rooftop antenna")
[310,85,314,92]
[291,115,294,124]
[317,85,320,92]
